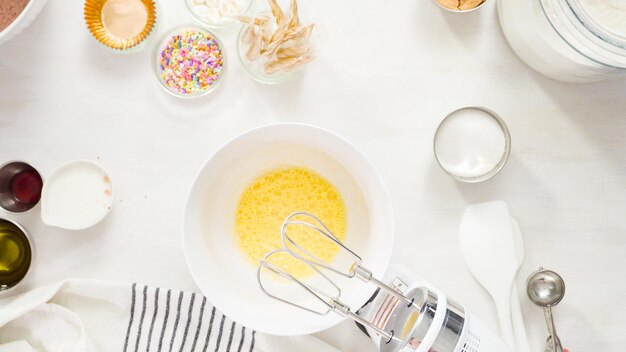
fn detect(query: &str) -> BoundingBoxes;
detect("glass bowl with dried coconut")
[237,0,317,84]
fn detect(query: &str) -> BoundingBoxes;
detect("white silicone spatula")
[510,217,530,352]
[459,201,517,349]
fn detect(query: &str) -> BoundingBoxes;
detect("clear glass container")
[236,15,304,85]
[152,25,227,98]
[498,0,626,82]
[0,218,34,294]
[185,0,256,31]
[0,161,43,214]
[236,0,322,85]
[434,106,511,183]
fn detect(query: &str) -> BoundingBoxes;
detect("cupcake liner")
[84,0,157,51]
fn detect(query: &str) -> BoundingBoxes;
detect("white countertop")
[1,0,626,350]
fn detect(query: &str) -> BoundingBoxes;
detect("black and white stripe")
[123,284,256,352]
[157,289,171,352]
[145,288,160,351]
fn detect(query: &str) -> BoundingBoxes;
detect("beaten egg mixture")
[235,166,347,277]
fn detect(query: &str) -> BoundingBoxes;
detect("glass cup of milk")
[434,106,511,183]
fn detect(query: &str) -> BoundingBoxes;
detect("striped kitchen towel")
[0,280,341,352]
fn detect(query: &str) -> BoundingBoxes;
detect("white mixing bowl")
[0,0,47,46]
[182,123,394,335]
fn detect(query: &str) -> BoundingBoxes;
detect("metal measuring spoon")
[527,268,566,352]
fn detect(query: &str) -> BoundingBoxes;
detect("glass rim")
[540,0,626,69]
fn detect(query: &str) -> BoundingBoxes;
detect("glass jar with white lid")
[498,0,626,82]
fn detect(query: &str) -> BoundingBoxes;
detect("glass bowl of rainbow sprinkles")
[153,26,227,98]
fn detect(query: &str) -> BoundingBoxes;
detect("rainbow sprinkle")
[159,30,224,95]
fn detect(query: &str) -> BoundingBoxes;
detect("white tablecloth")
[1,0,625,350]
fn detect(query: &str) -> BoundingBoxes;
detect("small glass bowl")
[431,0,489,13]
[153,25,227,99]
[0,218,34,295]
[0,161,43,214]
[433,106,511,183]
[237,14,305,85]
[185,0,257,30]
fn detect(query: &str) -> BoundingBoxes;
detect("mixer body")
[357,276,511,352]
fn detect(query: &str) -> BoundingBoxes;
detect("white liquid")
[41,162,113,230]
[190,0,242,25]
[579,0,626,37]
[435,109,506,179]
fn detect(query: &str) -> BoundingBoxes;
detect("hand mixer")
[258,212,513,352]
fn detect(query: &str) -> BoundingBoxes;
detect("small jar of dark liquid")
[0,161,43,213]
[0,218,32,292]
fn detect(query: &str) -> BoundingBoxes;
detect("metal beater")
[257,212,513,352]
[258,212,418,343]
[281,212,416,308]
[259,248,402,343]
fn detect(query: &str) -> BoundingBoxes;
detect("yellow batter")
[235,166,347,277]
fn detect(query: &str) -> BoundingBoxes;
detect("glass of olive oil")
[0,219,32,292]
